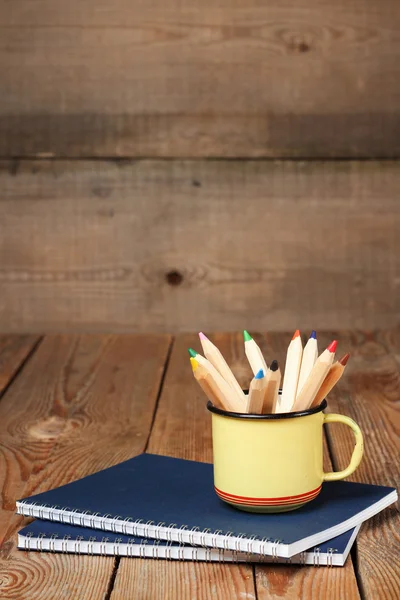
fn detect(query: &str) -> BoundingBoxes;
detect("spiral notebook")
[18,520,361,567]
[16,453,397,558]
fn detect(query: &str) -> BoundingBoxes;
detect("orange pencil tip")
[339,353,350,366]
[292,329,300,340]
[327,340,337,353]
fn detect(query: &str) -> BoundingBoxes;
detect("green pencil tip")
[188,348,197,358]
[243,330,252,342]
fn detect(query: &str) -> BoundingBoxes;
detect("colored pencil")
[292,340,337,412]
[190,358,226,410]
[198,332,245,402]
[311,353,350,407]
[261,360,281,414]
[297,330,318,397]
[277,330,303,413]
[246,369,266,414]
[243,330,268,376]
[189,354,243,412]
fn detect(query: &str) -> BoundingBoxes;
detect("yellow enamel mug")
[207,398,364,513]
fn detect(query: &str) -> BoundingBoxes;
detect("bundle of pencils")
[189,331,350,415]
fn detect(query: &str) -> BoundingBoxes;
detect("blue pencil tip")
[255,369,264,379]
[310,330,317,339]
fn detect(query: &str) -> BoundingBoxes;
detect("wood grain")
[110,333,256,600]
[321,329,400,600]
[1,159,399,333]
[0,335,40,394]
[0,334,171,600]
[1,0,400,157]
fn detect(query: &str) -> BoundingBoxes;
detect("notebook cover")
[17,453,396,556]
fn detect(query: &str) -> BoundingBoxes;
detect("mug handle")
[322,414,364,482]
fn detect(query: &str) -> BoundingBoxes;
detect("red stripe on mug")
[215,485,322,505]
[215,492,321,506]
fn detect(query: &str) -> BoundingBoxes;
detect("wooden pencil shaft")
[195,373,226,410]
[200,338,244,401]
[193,353,243,412]
[278,337,303,412]
[246,377,266,414]
[193,362,243,413]
[311,362,345,407]
[261,370,281,414]
[297,338,318,396]
[292,356,333,412]
[244,339,268,376]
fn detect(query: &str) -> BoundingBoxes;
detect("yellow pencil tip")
[190,357,199,371]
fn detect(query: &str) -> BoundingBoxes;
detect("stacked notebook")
[17,454,397,567]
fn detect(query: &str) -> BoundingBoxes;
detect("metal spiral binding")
[271,539,281,560]
[246,534,259,554]
[112,538,123,556]
[313,548,321,566]
[166,523,177,542]
[327,548,337,567]
[100,537,109,556]
[88,536,97,555]
[212,529,223,548]
[24,531,34,551]
[165,541,173,561]
[259,537,271,556]
[102,514,113,531]
[199,527,211,547]
[127,538,136,557]
[68,509,81,525]
[155,522,166,540]
[61,535,71,553]
[189,526,200,545]
[234,533,246,552]
[178,544,185,561]
[49,533,58,552]
[132,518,144,536]
[177,525,188,543]
[79,510,92,527]
[192,547,199,561]
[139,539,148,558]
[89,512,101,529]
[152,539,161,559]
[122,517,133,535]
[48,505,59,521]
[74,536,84,554]
[222,531,234,550]
[37,533,46,551]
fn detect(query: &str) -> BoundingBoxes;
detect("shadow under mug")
[207,396,364,513]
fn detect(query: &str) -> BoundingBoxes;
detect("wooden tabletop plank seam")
[143,337,175,453]
[103,336,175,599]
[0,335,43,400]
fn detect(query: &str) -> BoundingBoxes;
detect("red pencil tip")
[327,340,337,353]
[339,353,350,366]
[292,329,300,340]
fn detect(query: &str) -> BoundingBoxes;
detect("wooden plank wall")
[1,0,399,332]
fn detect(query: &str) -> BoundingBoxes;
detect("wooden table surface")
[0,331,398,599]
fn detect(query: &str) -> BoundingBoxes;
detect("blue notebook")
[18,520,361,567]
[17,454,397,558]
